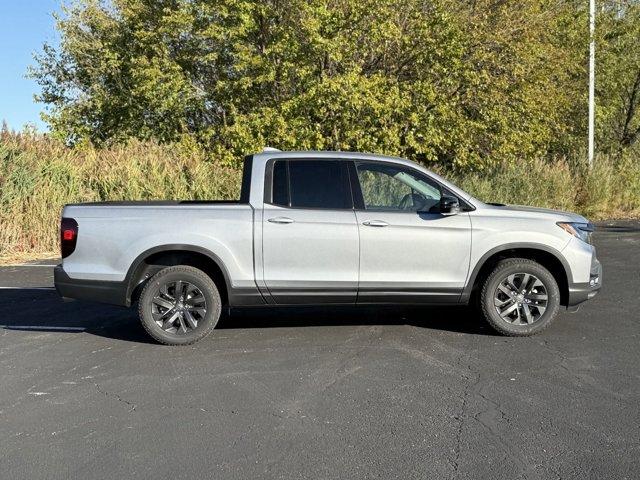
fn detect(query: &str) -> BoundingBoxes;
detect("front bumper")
[54,265,128,306]
[567,256,602,307]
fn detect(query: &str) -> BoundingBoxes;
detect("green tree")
[30,0,638,168]
[597,1,640,154]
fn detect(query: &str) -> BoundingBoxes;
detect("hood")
[485,203,588,223]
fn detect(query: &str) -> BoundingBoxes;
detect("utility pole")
[588,0,596,167]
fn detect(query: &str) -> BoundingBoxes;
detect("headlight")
[557,222,594,244]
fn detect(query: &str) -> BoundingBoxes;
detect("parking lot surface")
[1,222,639,479]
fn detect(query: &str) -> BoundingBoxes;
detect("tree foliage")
[597,2,640,152]
[31,0,640,168]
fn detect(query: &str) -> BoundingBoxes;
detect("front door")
[353,161,472,303]
[262,159,359,304]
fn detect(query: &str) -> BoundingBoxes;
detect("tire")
[480,258,560,336]
[138,265,222,345]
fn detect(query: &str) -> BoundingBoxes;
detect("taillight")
[60,218,78,258]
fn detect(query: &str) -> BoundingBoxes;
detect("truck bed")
[61,202,255,286]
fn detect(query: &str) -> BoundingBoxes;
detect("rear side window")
[272,160,289,206]
[271,160,352,209]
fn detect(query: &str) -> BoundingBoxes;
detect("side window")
[270,160,352,209]
[356,162,442,212]
[272,160,289,207]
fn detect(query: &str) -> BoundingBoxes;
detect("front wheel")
[480,258,560,336]
[138,265,221,345]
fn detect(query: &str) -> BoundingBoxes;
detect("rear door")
[262,159,359,304]
[353,161,472,303]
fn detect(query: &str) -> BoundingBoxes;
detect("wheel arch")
[124,244,232,307]
[463,243,571,307]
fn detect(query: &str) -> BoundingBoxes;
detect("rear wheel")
[138,265,221,345]
[480,258,560,336]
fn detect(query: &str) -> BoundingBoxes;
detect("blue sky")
[0,0,60,131]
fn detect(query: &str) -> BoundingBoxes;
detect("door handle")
[268,216,294,224]
[362,220,389,227]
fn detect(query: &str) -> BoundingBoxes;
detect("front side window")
[356,162,442,212]
[271,160,352,209]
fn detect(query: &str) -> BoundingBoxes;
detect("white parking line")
[0,325,86,331]
[0,287,55,290]
[0,264,56,268]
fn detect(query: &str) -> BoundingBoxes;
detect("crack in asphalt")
[448,347,543,480]
[450,354,475,480]
[94,383,136,412]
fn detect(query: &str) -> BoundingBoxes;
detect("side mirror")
[440,195,460,215]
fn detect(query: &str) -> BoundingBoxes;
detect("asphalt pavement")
[0,222,639,479]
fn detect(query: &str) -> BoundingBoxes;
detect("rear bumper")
[54,265,128,306]
[567,256,602,307]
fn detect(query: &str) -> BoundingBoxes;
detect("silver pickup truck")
[55,149,602,344]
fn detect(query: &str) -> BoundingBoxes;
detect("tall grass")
[1,130,638,259]
[0,130,240,258]
[447,156,640,219]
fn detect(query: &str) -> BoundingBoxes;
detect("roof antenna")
[262,147,281,152]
